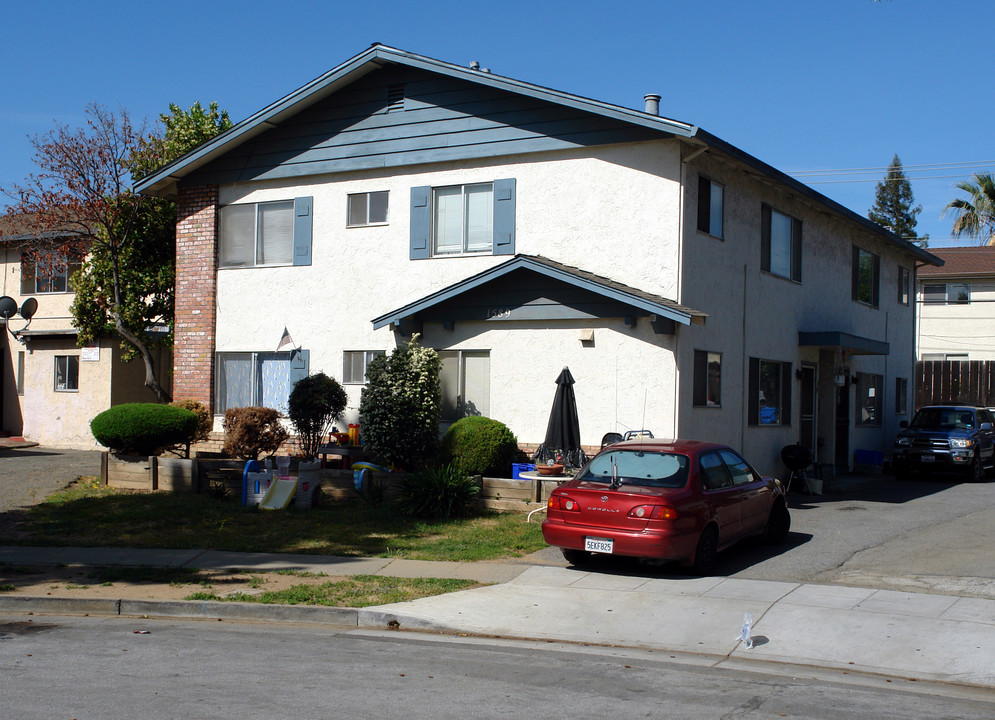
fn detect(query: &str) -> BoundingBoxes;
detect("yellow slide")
[259,478,297,510]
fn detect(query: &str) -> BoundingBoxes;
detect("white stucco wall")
[213,142,683,447]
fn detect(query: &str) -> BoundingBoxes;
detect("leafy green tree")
[868,154,928,247]
[945,173,995,245]
[288,373,348,461]
[2,102,231,402]
[359,335,442,471]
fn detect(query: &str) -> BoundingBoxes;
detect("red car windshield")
[576,449,690,489]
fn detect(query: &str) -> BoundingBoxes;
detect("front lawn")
[10,478,547,562]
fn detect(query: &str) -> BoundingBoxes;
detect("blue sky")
[1,0,990,246]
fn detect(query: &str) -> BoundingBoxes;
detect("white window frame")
[432,182,494,255]
[22,251,79,294]
[343,350,385,384]
[347,191,389,227]
[219,200,295,269]
[438,349,490,423]
[923,282,971,305]
[54,355,79,392]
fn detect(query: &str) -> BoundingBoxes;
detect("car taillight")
[548,495,581,512]
[628,505,677,520]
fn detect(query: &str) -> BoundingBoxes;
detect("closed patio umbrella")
[540,367,584,467]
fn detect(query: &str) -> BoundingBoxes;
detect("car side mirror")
[899,420,909,429]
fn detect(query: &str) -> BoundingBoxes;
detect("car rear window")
[576,450,689,488]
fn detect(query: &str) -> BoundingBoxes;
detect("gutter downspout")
[675,143,709,436]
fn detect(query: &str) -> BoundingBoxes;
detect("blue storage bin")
[512,463,536,479]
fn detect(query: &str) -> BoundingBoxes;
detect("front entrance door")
[835,381,850,470]
[799,364,817,456]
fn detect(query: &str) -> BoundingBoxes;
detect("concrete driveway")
[0,445,102,533]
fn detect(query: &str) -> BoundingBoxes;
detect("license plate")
[919,455,935,463]
[585,537,614,554]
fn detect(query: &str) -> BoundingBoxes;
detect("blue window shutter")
[410,186,431,260]
[289,349,309,389]
[493,178,516,255]
[293,197,313,266]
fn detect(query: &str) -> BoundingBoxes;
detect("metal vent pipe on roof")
[470,61,480,70]
[644,93,661,115]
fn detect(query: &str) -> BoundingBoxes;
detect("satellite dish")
[19,297,38,320]
[0,296,17,321]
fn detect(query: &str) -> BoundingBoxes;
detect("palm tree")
[945,173,995,245]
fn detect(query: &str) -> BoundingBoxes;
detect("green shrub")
[222,406,289,460]
[288,373,347,461]
[440,416,519,478]
[395,464,480,520]
[359,335,441,471]
[91,403,199,456]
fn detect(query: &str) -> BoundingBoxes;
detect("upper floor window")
[761,204,801,282]
[219,197,312,268]
[898,266,911,305]
[409,179,515,259]
[21,251,81,294]
[343,350,385,384]
[852,246,880,307]
[697,176,723,239]
[923,282,970,305]
[347,191,389,227]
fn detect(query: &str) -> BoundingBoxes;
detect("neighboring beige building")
[917,246,995,361]
[0,219,170,449]
[136,45,940,476]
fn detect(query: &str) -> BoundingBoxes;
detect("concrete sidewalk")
[1,546,993,690]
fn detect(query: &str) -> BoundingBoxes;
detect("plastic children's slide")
[259,478,297,510]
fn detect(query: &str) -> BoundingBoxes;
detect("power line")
[787,160,995,176]
[804,174,990,185]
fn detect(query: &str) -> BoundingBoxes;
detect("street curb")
[0,595,122,615]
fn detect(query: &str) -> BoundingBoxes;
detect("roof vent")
[644,94,661,116]
[386,84,405,113]
[470,61,480,71]
[481,67,491,73]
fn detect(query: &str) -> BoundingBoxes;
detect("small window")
[898,267,910,305]
[54,355,79,392]
[21,251,81,294]
[923,282,971,305]
[749,357,791,426]
[719,449,758,486]
[697,176,723,239]
[699,452,732,490]
[852,246,880,307]
[343,350,385,384]
[856,373,882,427]
[347,191,389,227]
[693,350,721,407]
[761,205,802,282]
[895,377,908,415]
[16,351,25,396]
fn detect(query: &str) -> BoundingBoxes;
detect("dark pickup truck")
[892,405,995,481]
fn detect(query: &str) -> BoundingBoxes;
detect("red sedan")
[541,439,790,573]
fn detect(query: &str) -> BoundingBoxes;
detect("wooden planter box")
[103,453,154,490]
[156,458,198,493]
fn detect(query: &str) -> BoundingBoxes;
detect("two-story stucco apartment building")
[916,246,995,361]
[0,218,171,448]
[134,45,940,476]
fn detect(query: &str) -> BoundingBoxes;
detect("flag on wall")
[277,327,295,351]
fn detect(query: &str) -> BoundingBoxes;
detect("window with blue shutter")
[218,197,313,268]
[293,197,312,266]
[410,179,516,259]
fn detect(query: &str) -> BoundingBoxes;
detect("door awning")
[798,331,889,356]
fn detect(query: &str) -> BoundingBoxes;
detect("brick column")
[174,185,219,410]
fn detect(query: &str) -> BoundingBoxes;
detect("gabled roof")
[917,246,995,278]
[135,44,940,267]
[371,254,708,331]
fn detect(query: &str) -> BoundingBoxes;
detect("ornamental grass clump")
[90,403,199,456]
[395,464,481,520]
[439,416,519,478]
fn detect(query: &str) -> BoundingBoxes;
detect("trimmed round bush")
[439,416,519,478]
[91,403,199,456]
